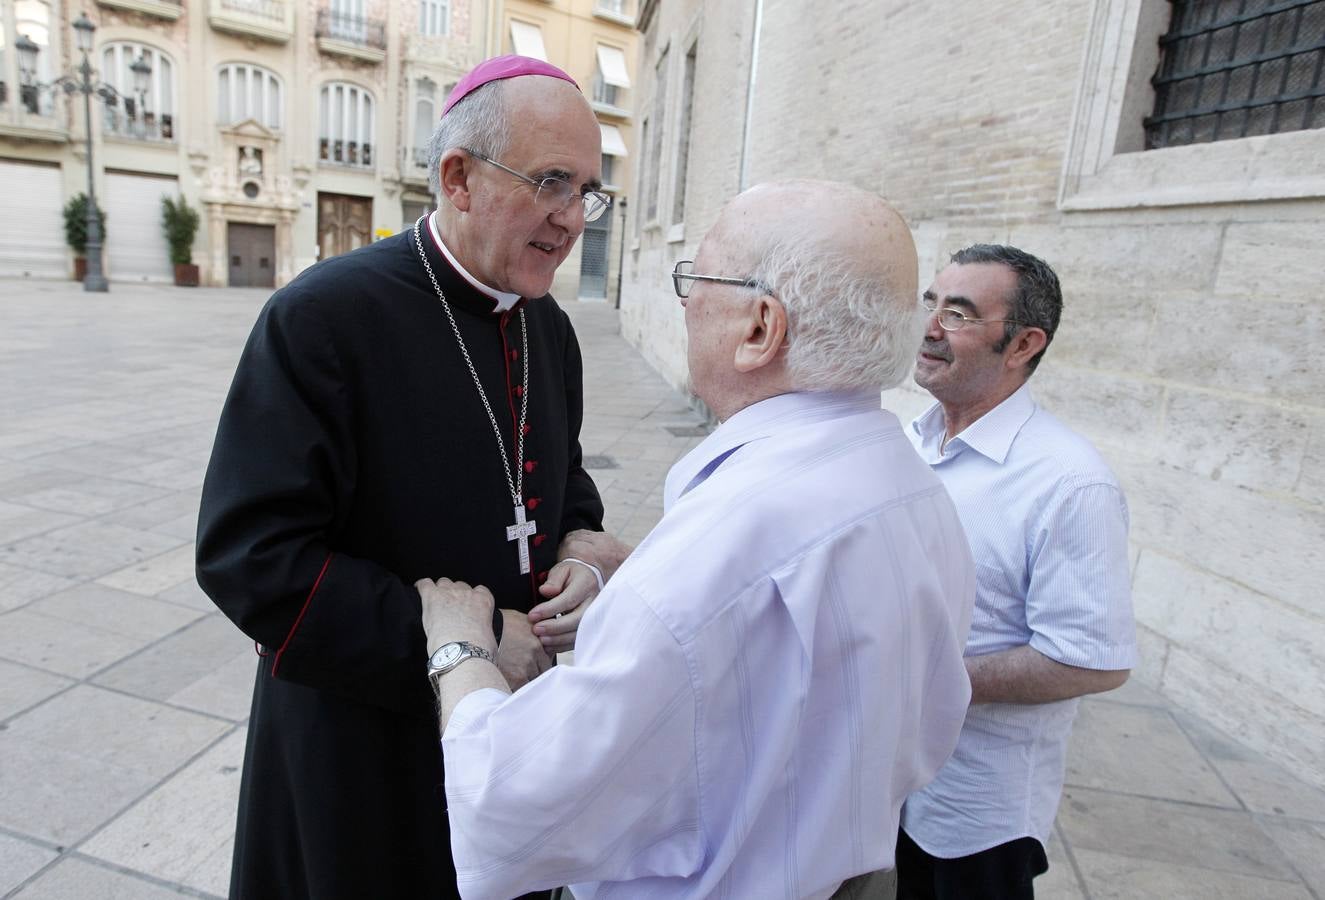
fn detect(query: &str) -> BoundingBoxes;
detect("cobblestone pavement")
[1,279,1321,899]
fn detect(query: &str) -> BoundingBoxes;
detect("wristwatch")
[427,641,495,679]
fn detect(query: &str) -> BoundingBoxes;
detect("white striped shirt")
[901,383,1137,857]
[443,390,975,899]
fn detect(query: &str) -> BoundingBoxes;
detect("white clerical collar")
[427,211,521,312]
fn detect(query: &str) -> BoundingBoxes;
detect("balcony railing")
[221,0,284,21]
[96,0,183,21]
[316,9,386,50]
[320,136,374,168]
[103,100,175,142]
[209,0,293,43]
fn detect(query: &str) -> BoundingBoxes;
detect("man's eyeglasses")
[921,295,1026,333]
[671,260,770,299]
[464,148,611,223]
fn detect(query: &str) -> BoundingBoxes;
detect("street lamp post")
[16,14,151,293]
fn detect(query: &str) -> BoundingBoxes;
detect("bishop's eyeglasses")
[463,148,612,223]
[671,260,770,299]
[921,294,1028,332]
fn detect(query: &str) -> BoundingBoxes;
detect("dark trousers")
[895,828,1048,900]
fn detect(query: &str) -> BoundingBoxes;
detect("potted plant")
[161,194,201,287]
[62,192,106,282]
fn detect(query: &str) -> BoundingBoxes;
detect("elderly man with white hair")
[418,180,976,900]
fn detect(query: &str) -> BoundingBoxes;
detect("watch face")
[430,643,464,669]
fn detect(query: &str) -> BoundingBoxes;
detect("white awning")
[595,45,632,89]
[510,20,548,62]
[599,123,629,157]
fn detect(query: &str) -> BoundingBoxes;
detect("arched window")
[419,0,449,36]
[218,63,282,130]
[101,42,175,141]
[412,78,435,170]
[319,82,374,167]
[15,0,55,115]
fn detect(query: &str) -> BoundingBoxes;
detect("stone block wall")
[623,0,1325,787]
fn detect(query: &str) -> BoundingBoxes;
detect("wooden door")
[227,223,276,287]
[317,193,373,260]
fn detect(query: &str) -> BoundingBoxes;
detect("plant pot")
[174,263,200,287]
[74,256,87,282]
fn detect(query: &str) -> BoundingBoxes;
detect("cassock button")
[537,570,549,584]
[524,460,537,473]
[509,349,519,361]
[513,385,524,397]
[526,496,541,510]
[522,423,532,435]
[533,534,547,547]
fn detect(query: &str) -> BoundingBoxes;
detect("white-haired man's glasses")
[672,260,771,299]
[464,148,612,223]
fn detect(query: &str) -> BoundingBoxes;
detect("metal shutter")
[105,171,178,283]
[578,212,612,299]
[0,160,67,279]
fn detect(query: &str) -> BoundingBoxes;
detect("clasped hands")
[416,557,602,691]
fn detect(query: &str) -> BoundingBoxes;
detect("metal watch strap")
[427,641,494,679]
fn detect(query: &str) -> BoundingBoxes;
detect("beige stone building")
[0,0,635,298]
[487,0,638,302]
[623,0,1325,789]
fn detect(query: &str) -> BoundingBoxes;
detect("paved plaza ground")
[0,278,1322,899]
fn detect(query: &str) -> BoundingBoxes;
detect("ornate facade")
[0,0,486,287]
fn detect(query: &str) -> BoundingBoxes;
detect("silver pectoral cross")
[506,504,537,574]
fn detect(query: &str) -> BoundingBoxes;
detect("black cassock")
[196,228,604,899]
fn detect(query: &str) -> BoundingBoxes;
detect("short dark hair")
[950,244,1062,374]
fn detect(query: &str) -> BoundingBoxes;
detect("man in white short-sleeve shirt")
[898,245,1138,900]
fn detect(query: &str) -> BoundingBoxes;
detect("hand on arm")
[526,530,635,652]
[416,578,509,728]
[966,644,1129,705]
[497,608,555,688]
[527,560,600,653]
[557,529,633,581]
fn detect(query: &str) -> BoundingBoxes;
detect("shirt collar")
[910,382,1036,465]
[427,211,522,313]
[664,390,881,509]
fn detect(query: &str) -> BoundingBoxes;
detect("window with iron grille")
[318,82,374,168]
[1146,0,1325,148]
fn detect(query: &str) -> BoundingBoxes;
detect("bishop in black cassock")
[196,218,604,897]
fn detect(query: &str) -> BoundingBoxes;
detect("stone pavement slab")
[0,836,58,897]
[81,728,245,899]
[1,279,1322,899]
[8,856,207,900]
[0,520,186,580]
[1064,699,1238,806]
[0,660,73,721]
[90,614,252,708]
[1069,848,1313,900]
